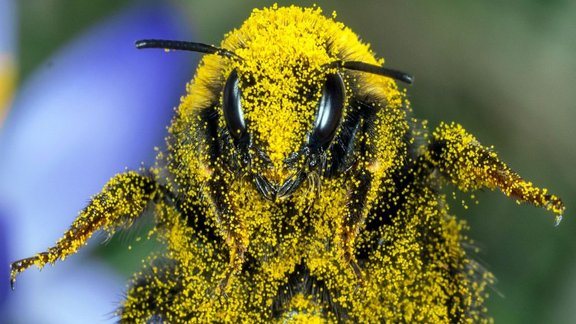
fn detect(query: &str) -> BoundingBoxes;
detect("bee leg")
[218,242,245,296]
[10,171,160,289]
[341,230,366,288]
[426,122,565,221]
[342,231,364,282]
[205,175,247,294]
[341,170,373,283]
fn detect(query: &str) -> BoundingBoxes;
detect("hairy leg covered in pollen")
[204,170,249,295]
[10,171,160,289]
[426,122,565,223]
[340,167,373,282]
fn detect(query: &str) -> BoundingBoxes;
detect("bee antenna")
[135,39,242,60]
[328,61,414,85]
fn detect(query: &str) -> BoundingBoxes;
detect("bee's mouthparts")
[254,171,307,200]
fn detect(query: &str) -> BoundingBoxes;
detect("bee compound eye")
[309,73,345,149]
[223,69,246,140]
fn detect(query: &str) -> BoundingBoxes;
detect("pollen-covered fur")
[10,5,564,323]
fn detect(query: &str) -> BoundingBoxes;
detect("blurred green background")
[13,0,576,322]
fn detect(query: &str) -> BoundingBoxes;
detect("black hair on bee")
[11,5,564,323]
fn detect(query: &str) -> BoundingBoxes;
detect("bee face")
[222,67,346,199]
[216,24,346,199]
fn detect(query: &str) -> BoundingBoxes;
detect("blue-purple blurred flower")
[0,3,196,323]
[0,208,9,313]
[0,0,16,314]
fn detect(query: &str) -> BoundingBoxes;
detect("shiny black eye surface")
[223,70,246,140]
[308,73,345,149]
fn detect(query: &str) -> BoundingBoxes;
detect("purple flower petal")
[0,208,9,308]
[0,2,196,323]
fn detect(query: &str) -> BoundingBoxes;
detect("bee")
[10,5,564,323]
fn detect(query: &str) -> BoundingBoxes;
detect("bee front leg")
[426,122,565,222]
[205,174,247,295]
[341,168,373,282]
[10,171,160,289]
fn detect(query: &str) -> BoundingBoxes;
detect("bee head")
[135,7,412,201]
[221,63,345,200]
[217,10,412,200]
